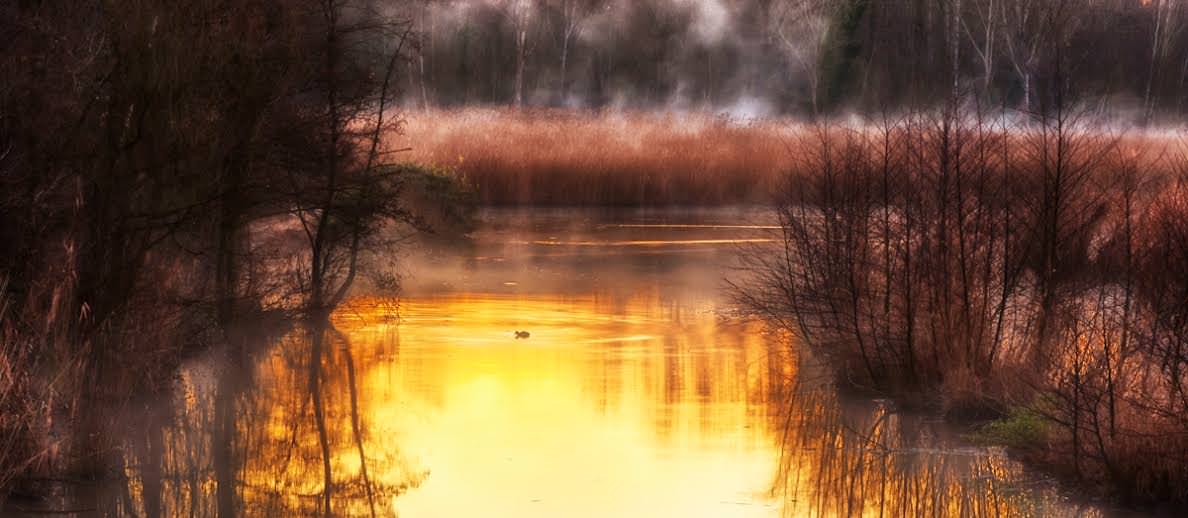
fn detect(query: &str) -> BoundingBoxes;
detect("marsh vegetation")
[738,101,1188,508]
[6,0,1188,516]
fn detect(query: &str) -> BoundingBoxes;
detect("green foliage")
[389,162,478,236]
[973,407,1049,450]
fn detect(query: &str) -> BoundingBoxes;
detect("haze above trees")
[401,0,1188,121]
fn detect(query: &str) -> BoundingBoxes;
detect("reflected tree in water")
[100,323,425,518]
[770,350,1103,518]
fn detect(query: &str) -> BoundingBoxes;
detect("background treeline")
[0,0,470,499]
[398,0,1188,121]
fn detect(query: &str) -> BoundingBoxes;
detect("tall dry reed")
[397,108,802,206]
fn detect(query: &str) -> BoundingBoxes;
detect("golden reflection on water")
[333,292,792,518]
[48,209,1109,518]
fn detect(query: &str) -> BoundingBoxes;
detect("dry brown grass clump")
[396,108,803,206]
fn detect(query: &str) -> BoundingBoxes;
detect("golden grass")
[395,108,1188,207]
[395,108,803,206]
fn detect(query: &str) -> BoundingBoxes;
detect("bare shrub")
[744,103,1188,505]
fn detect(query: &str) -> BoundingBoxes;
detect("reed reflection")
[772,353,1105,518]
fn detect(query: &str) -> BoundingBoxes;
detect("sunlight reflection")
[333,293,790,518]
[86,209,1108,518]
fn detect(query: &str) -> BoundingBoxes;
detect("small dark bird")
[514,330,530,339]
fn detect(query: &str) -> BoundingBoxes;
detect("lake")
[6,208,1116,517]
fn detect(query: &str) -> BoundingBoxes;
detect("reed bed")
[397,108,803,206]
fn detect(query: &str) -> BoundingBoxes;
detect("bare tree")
[552,0,603,102]
[963,0,997,97]
[948,0,964,98]
[283,1,414,514]
[1144,0,1186,123]
[998,0,1047,111]
[767,0,834,115]
[502,0,537,107]
[414,0,436,109]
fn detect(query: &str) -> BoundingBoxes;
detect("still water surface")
[10,208,1117,517]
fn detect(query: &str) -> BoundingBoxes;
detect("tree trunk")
[983,0,995,97]
[560,32,570,103]
[950,0,963,99]
[418,50,430,109]
[418,3,431,109]
[214,359,239,518]
[1144,0,1165,125]
[514,27,526,108]
[309,324,333,518]
[1021,70,1031,112]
